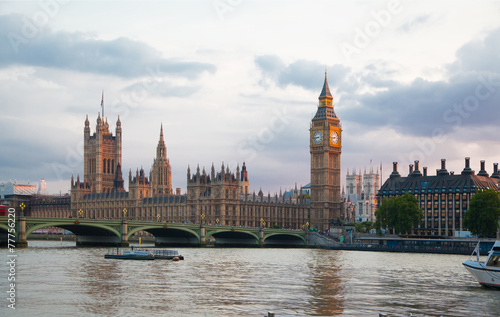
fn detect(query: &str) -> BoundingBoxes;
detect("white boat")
[104,248,154,260]
[463,241,500,289]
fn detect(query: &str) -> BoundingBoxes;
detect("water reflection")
[79,249,125,315]
[306,250,345,316]
[4,241,500,316]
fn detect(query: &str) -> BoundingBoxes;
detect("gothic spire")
[160,122,164,142]
[319,71,333,100]
[156,123,166,159]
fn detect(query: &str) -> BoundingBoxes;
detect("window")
[487,255,500,267]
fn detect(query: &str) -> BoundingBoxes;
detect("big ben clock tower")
[309,72,342,230]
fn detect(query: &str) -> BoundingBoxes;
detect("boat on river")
[462,241,500,288]
[105,248,154,260]
[138,249,184,260]
[104,247,184,261]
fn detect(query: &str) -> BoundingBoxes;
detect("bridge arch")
[26,222,121,246]
[206,229,260,247]
[263,232,306,247]
[128,225,200,247]
[26,222,121,237]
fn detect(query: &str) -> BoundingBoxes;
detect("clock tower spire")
[309,72,342,230]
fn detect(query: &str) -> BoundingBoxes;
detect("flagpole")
[101,89,104,118]
[380,162,383,190]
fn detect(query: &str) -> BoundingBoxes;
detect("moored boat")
[137,248,184,260]
[104,248,154,260]
[463,241,500,289]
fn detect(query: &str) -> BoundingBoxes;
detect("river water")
[1,240,498,316]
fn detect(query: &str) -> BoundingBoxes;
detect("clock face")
[330,131,339,145]
[313,131,323,144]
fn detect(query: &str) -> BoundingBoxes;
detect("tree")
[375,193,423,234]
[355,221,374,233]
[463,188,500,237]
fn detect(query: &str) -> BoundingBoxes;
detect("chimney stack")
[491,163,499,179]
[412,160,422,176]
[437,158,449,176]
[390,162,401,179]
[461,157,473,175]
[478,160,489,177]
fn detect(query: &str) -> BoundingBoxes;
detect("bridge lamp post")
[216,218,219,225]
[260,218,264,228]
[78,209,83,218]
[157,214,160,222]
[123,208,127,220]
[201,213,205,225]
[20,202,26,217]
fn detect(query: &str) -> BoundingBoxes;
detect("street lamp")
[20,202,26,217]
[157,214,160,222]
[123,208,127,220]
[201,213,205,225]
[78,209,83,218]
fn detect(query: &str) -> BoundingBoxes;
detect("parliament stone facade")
[69,75,343,231]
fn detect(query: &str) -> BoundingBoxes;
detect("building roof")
[378,171,498,196]
[0,181,37,198]
[313,73,337,121]
[319,72,332,99]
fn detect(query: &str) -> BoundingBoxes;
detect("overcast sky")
[1,0,500,195]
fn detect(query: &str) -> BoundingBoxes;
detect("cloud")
[122,81,200,98]
[255,28,500,140]
[255,55,350,91]
[397,14,431,33]
[448,27,500,74]
[0,14,216,79]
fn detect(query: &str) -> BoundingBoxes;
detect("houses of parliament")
[65,74,342,231]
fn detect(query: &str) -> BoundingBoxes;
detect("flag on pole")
[473,242,480,262]
[100,89,104,117]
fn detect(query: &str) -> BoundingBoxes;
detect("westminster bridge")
[0,217,309,248]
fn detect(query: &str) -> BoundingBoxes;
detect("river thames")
[1,240,498,316]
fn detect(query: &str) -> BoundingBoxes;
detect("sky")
[1,0,500,195]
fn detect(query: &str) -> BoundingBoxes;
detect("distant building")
[0,180,70,217]
[37,179,47,195]
[344,166,380,223]
[29,194,71,217]
[0,180,37,199]
[300,184,311,196]
[377,158,500,236]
